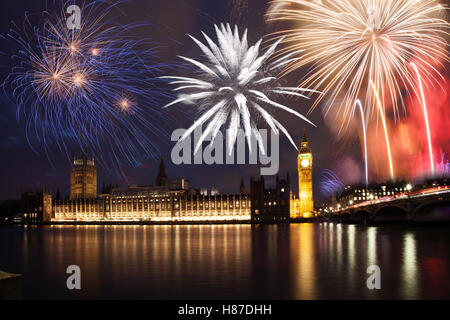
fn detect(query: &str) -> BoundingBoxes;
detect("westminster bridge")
[322,185,450,223]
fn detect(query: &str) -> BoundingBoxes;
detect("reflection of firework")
[163,23,318,154]
[319,169,344,196]
[266,0,449,126]
[3,0,174,168]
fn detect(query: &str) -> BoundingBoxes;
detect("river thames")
[0,223,449,299]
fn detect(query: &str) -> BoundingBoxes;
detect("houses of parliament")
[22,134,315,223]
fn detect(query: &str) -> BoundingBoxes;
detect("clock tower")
[290,131,314,218]
[298,131,313,216]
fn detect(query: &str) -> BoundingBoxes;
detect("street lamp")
[406,183,412,191]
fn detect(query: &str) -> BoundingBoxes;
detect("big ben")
[290,131,314,218]
[298,131,313,216]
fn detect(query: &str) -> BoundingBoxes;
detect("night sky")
[0,0,363,202]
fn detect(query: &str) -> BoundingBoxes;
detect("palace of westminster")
[21,134,315,223]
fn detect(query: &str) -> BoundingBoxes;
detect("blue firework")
[319,169,344,196]
[2,0,176,168]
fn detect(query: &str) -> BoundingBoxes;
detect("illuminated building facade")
[24,136,323,223]
[70,154,97,200]
[250,175,290,222]
[290,132,314,218]
[337,183,413,208]
[20,191,52,223]
[51,158,250,222]
[53,191,250,222]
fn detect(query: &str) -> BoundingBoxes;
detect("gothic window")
[75,175,83,184]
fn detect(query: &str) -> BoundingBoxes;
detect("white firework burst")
[163,23,318,155]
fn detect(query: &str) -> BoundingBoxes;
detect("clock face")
[301,159,310,168]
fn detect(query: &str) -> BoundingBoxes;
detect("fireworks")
[163,23,318,155]
[411,62,435,177]
[352,100,368,186]
[319,169,344,196]
[366,76,449,181]
[229,0,249,24]
[370,80,395,181]
[436,152,450,176]
[3,1,174,168]
[266,0,449,126]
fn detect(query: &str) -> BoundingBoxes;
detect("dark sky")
[0,0,359,203]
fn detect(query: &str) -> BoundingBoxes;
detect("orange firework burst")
[266,0,449,128]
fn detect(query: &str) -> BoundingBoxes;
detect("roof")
[299,130,311,154]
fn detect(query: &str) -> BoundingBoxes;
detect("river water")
[0,223,449,299]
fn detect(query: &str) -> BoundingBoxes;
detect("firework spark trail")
[163,23,319,155]
[411,62,435,177]
[229,0,248,24]
[266,0,449,128]
[436,151,449,176]
[353,99,368,186]
[370,79,394,181]
[3,0,175,168]
[319,169,344,196]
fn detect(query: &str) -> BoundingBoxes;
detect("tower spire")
[240,176,246,194]
[302,128,307,143]
[155,157,168,187]
[300,129,310,153]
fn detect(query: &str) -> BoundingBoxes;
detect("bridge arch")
[338,211,351,223]
[352,209,370,223]
[412,200,450,222]
[372,205,408,223]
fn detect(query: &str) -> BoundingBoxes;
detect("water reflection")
[347,225,355,272]
[0,224,449,299]
[402,233,418,299]
[367,227,378,266]
[290,224,316,299]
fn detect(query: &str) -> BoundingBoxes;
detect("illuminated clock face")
[301,159,310,168]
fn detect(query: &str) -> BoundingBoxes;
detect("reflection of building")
[291,132,314,218]
[51,158,250,222]
[250,175,290,222]
[70,154,97,200]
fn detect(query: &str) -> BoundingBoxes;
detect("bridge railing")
[325,186,449,214]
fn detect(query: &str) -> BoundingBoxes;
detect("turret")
[155,157,168,187]
[240,176,246,194]
[70,152,97,200]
